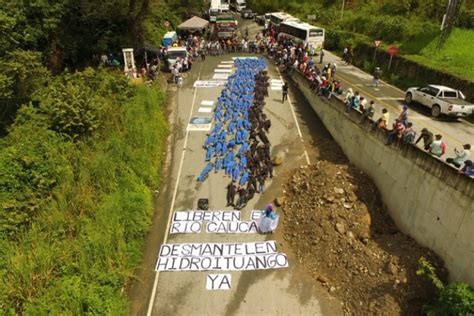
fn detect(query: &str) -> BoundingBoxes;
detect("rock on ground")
[281,160,445,315]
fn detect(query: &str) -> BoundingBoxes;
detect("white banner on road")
[193,80,226,88]
[206,221,259,234]
[187,116,212,131]
[170,221,202,234]
[206,274,231,290]
[156,253,289,271]
[232,56,259,60]
[159,241,277,257]
[250,210,263,220]
[173,211,241,222]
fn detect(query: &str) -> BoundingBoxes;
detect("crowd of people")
[250,27,472,177]
[196,58,277,209]
[163,22,472,178]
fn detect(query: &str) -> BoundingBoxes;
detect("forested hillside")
[0,0,173,313]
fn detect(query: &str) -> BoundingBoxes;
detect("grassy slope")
[0,80,168,314]
[401,28,474,82]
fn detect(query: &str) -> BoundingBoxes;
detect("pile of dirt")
[280,160,445,315]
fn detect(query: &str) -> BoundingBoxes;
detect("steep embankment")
[0,69,168,314]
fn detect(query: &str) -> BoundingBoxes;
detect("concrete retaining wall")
[290,71,474,286]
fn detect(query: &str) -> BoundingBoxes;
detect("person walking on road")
[373,67,381,87]
[446,144,471,168]
[319,49,325,64]
[398,105,409,127]
[415,128,434,150]
[226,182,237,207]
[236,186,248,209]
[282,82,289,103]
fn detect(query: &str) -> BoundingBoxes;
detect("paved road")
[141,54,341,316]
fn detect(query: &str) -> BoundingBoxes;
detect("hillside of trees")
[248,0,474,82]
[0,0,172,313]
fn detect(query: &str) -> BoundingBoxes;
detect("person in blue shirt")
[239,171,249,187]
[225,160,235,176]
[206,146,213,161]
[215,142,222,157]
[232,165,240,182]
[236,130,243,144]
[215,158,223,172]
[197,162,213,182]
[239,156,247,172]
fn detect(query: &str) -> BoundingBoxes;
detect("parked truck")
[405,85,474,118]
[215,13,238,39]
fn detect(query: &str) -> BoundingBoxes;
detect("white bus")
[278,21,325,53]
[219,0,230,11]
[269,12,299,27]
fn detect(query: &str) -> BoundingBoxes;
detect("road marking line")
[378,97,404,101]
[198,107,212,113]
[201,100,214,106]
[146,62,204,316]
[277,69,311,165]
[215,69,233,73]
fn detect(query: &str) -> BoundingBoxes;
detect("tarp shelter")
[177,16,209,33]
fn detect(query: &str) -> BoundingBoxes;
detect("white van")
[167,47,189,71]
[230,0,246,12]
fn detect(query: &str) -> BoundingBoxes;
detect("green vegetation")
[248,0,474,82]
[417,257,474,315]
[0,70,168,313]
[1,0,173,313]
[403,28,474,81]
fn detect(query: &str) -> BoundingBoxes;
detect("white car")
[405,85,474,118]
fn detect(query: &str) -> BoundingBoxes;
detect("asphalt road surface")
[139,52,343,315]
[129,13,473,316]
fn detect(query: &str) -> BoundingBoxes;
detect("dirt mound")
[280,161,445,315]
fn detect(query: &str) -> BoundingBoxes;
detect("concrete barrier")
[290,70,474,286]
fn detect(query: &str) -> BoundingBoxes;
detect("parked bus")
[278,21,325,54]
[269,12,299,27]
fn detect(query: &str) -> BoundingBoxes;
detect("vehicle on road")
[241,8,256,19]
[278,21,325,54]
[162,31,177,47]
[218,0,230,12]
[269,12,299,27]
[255,15,266,25]
[230,0,246,12]
[405,85,474,118]
[215,13,238,39]
[208,7,219,23]
[166,47,189,71]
